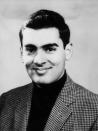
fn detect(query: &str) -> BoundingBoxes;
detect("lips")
[32,67,52,70]
[32,67,52,74]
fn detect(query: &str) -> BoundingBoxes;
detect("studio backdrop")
[0,0,98,94]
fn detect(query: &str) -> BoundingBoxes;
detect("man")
[0,9,98,131]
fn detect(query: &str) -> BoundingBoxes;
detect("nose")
[33,50,46,65]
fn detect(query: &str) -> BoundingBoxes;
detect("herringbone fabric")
[0,75,98,131]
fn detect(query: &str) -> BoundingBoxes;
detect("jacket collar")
[44,75,76,131]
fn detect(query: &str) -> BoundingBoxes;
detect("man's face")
[21,27,68,84]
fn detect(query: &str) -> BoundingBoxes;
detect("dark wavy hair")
[19,9,70,48]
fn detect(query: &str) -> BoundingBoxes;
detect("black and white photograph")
[0,0,98,130]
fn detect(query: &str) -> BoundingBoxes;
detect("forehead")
[22,27,61,47]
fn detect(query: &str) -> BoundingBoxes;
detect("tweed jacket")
[0,75,98,131]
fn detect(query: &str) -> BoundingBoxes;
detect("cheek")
[22,55,33,65]
[48,51,65,66]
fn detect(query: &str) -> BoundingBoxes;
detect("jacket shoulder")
[0,83,33,112]
[74,82,98,100]
[73,82,98,112]
[1,83,32,98]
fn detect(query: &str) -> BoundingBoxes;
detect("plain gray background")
[0,0,98,94]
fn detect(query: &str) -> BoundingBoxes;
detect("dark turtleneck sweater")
[27,72,66,131]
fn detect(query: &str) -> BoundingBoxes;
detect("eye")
[26,47,35,52]
[44,46,57,53]
[25,45,37,54]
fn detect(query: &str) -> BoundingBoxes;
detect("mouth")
[32,67,52,74]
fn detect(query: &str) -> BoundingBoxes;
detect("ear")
[65,43,73,60]
[20,47,24,63]
[20,46,23,56]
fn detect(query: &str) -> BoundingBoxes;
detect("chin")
[33,79,52,84]
[29,71,62,84]
[31,76,53,84]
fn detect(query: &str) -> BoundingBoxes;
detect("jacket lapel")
[44,75,76,131]
[14,84,32,131]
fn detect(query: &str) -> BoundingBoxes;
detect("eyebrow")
[25,44,36,48]
[24,43,59,48]
[42,43,59,48]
